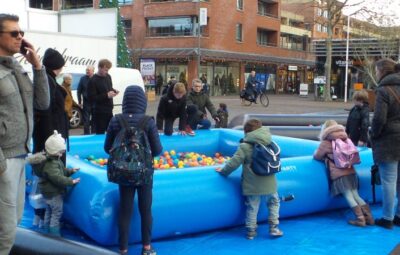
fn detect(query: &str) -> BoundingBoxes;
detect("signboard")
[288,65,298,71]
[314,76,326,84]
[299,83,308,97]
[200,8,208,26]
[140,58,156,86]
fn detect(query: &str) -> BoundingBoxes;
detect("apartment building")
[28,0,315,94]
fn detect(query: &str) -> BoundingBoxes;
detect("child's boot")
[269,225,283,237]
[349,206,366,227]
[360,204,375,225]
[48,226,61,237]
[246,228,257,240]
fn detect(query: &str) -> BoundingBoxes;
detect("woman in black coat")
[371,59,400,229]
[345,90,370,146]
[104,85,162,255]
[32,48,69,228]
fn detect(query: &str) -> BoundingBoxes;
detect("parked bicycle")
[240,89,269,107]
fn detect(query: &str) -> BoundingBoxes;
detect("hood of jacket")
[26,152,47,165]
[319,124,348,141]
[0,56,26,73]
[243,126,272,145]
[122,85,147,114]
[379,72,400,87]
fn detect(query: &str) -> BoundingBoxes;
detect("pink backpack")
[331,138,361,168]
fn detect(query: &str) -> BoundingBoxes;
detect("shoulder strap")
[138,115,151,131]
[116,114,129,131]
[386,86,400,104]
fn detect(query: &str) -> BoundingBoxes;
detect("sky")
[342,0,400,26]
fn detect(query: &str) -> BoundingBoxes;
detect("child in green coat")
[216,119,283,239]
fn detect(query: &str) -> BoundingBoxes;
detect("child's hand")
[72,178,80,184]
[72,167,80,173]
[178,130,187,136]
[215,167,222,172]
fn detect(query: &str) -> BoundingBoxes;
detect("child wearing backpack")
[216,119,283,239]
[313,120,374,227]
[28,131,80,236]
[104,85,162,255]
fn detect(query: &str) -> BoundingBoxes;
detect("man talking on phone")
[0,13,50,254]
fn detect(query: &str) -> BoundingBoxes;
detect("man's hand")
[22,39,42,70]
[107,91,118,98]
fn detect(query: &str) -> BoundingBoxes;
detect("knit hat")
[43,48,65,70]
[45,130,66,155]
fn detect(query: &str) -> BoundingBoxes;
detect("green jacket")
[38,156,75,199]
[187,90,218,118]
[220,127,277,196]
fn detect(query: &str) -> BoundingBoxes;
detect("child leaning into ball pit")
[215,119,283,239]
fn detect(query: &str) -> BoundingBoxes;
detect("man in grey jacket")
[0,13,49,254]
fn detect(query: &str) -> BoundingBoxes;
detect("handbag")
[371,163,381,204]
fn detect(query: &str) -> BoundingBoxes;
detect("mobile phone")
[20,40,28,55]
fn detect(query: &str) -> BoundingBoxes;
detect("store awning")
[133,48,316,66]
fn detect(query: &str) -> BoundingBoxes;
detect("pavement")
[70,94,354,136]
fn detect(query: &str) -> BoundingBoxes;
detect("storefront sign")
[335,60,353,67]
[288,65,298,71]
[140,58,156,86]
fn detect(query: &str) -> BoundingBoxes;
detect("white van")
[58,67,144,128]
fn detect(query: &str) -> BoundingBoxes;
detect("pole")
[344,15,350,103]
[197,2,201,79]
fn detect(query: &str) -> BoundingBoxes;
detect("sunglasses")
[0,30,25,38]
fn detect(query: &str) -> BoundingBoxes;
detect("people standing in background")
[345,90,370,147]
[77,65,95,134]
[161,75,177,95]
[370,59,400,229]
[88,59,119,134]
[61,73,73,120]
[215,103,229,128]
[155,73,163,95]
[0,13,50,254]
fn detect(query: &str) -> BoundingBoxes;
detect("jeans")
[379,161,400,220]
[44,195,63,228]
[0,158,25,255]
[162,118,176,136]
[245,192,280,230]
[82,102,92,135]
[118,180,153,251]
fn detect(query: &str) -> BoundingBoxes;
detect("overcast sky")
[343,0,400,26]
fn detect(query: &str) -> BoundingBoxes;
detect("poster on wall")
[140,58,156,87]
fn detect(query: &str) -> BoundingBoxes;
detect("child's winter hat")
[45,130,66,155]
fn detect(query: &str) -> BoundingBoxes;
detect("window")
[148,17,195,37]
[236,23,242,42]
[257,29,268,46]
[317,8,322,16]
[237,0,243,10]
[62,0,92,9]
[316,23,322,32]
[29,0,52,10]
[322,25,327,33]
[122,19,132,38]
[118,0,132,4]
[323,10,328,18]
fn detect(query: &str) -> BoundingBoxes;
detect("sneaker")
[185,125,195,136]
[269,225,284,237]
[142,248,156,255]
[246,229,257,240]
[394,215,400,227]
[375,218,393,229]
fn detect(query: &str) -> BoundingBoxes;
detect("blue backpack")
[107,115,153,186]
[245,141,281,176]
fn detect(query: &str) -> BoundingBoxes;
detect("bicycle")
[240,89,269,107]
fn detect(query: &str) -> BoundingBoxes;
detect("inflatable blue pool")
[24,129,380,246]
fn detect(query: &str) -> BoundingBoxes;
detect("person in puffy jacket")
[104,85,162,255]
[345,90,370,146]
[370,59,400,229]
[314,120,373,227]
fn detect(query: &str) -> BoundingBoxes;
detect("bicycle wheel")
[241,98,252,106]
[260,93,269,107]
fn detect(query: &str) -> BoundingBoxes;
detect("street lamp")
[344,14,350,103]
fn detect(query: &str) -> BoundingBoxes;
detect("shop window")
[236,23,242,42]
[29,0,52,10]
[147,17,195,37]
